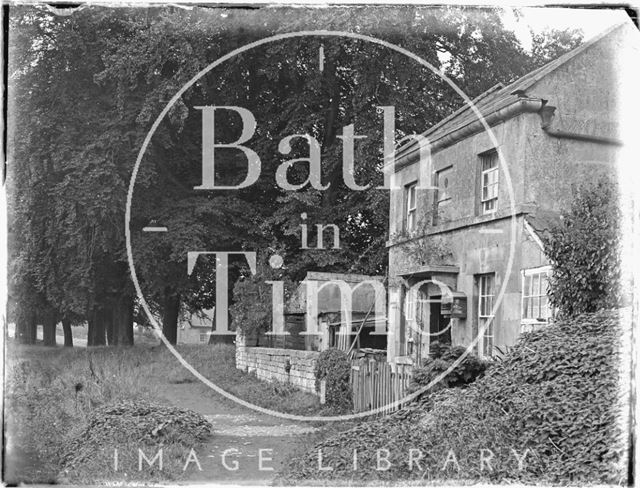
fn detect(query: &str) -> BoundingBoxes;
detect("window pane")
[525,275,532,297]
[532,297,540,318]
[483,199,496,212]
[532,274,540,296]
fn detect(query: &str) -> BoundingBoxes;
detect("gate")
[350,359,413,414]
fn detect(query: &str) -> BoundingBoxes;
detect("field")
[3,340,327,484]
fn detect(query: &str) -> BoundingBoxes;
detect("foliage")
[62,400,212,471]
[7,6,584,344]
[281,309,630,484]
[314,348,353,412]
[544,178,623,317]
[390,224,455,266]
[409,342,488,394]
[230,256,295,337]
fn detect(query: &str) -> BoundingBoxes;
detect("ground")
[158,381,320,484]
[2,338,337,485]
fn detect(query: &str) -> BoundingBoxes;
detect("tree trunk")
[162,291,180,345]
[106,307,115,346]
[88,308,107,346]
[62,318,73,347]
[113,295,134,346]
[43,315,57,346]
[16,312,37,344]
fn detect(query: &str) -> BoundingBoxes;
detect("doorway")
[429,296,452,345]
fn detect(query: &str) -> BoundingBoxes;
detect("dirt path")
[159,382,321,485]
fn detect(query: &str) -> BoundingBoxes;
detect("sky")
[501,7,631,51]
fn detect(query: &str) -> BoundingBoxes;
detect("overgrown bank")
[4,343,323,484]
[279,309,631,485]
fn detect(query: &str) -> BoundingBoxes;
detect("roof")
[395,22,629,161]
[285,272,385,315]
[525,210,563,244]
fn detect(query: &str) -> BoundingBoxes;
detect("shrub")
[230,258,295,339]
[544,177,624,317]
[282,309,630,484]
[314,348,352,412]
[409,342,488,395]
[61,400,212,476]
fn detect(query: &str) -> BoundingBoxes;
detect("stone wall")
[236,335,320,395]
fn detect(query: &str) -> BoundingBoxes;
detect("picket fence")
[350,359,414,414]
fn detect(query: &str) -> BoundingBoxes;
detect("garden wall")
[236,336,320,395]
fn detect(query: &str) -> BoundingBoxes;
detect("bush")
[282,309,630,484]
[61,400,212,479]
[409,342,488,395]
[544,178,623,317]
[314,348,352,412]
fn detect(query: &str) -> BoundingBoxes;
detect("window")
[477,273,496,357]
[436,167,452,204]
[405,182,417,232]
[199,332,209,343]
[432,167,452,226]
[480,151,499,214]
[522,267,552,323]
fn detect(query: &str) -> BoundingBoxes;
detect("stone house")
[386,21,637,365]
[176,308,215,344]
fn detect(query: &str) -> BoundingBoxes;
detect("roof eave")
[390,97,544,173]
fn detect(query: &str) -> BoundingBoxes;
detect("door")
[429,297,452,345]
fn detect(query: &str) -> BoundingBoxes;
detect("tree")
[544,178,623,317]
[7,5,585,345]
[230,254,295,345]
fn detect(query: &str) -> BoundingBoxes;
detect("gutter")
[394,97,544,170]
[539,105,624,146]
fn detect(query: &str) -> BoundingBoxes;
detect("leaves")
[314,348,352,411]
[544,177,623,317]
[281,309,630,484]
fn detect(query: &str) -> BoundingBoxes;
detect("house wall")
[236,334,320,395]
[389,215,547,361]
[177,326,209,344]
[387,28,626,362]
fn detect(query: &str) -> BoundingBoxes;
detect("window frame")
[479,151,499,215]
[477,273,496,358]
[405,181,417,232]
[521,265,553,325]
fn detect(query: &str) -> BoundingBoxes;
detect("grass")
[168,344,323,416]
[4,341,324,484]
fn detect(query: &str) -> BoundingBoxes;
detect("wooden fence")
[350,359,413,414]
